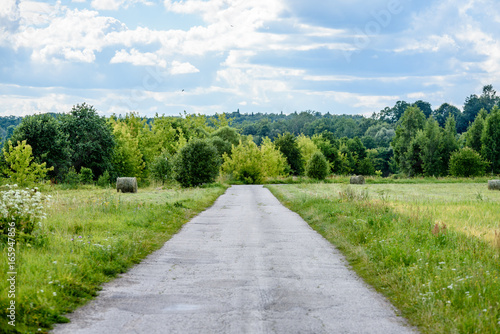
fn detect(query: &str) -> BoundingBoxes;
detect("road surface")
[52,185,416,334]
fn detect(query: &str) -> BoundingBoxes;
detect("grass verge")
[0,184,227,333]
[267,184,500,334]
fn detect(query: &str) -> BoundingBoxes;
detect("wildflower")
[52,261,57,264]
[53,292,57,296]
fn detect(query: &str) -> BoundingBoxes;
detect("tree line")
[1,85,499,187]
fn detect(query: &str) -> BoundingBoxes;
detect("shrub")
[2,140,54,187]
[448,147,489,177]
[63,167,80,189]
[173,139,220,188]
[149,151,172,184]
[306,151,329,180]
[97,170,111,188]
[0,184,50,241]
[79,167,94,184]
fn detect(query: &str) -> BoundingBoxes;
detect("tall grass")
[0,184,227,334]
[267,183,500,333]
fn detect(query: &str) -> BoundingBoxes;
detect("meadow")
[267,182,500,333]
[0,184,227,334]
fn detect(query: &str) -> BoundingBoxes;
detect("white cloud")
[170,60,199,74]
[91,0,153,10]
[111,48,167,67]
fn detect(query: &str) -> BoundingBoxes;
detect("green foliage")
[111,119,146,179]
[274,132,304,175]
[173,139,220,187]
[297,134,320,167]
[306,151,329,180]
[59,103,115,177]
[448,147,489,177]
[260,137,288,178]
[392,106,426,174]
[439,115,459,174]
[210,126,240,146]
[221,138,288,184]
[357,157,375,176]
[79,167,94,184]
[9,113,71,181]
[208,136,232,157]
[421,117,442,176]
[222,140,263,184]
[63,167,80,189]
[149,150,172,184]
[97,170,111,188]
[2,140,53,187]
[481,106,500,174]
[465,108,486,154]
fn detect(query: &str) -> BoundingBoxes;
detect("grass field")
[0,184,227,334]
[267,182,500,334]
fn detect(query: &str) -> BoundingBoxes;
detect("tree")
[2,140,54,187]
[260,137,288,178]
[392,106,426,174]
[449,147,488,177]
[413,100,432,119]
[458,85,499,133]
[59,103,115,178]
[439,115,459,175]
[173,139,220,187]
[221,140,263,184]
[421,117,442,176]
[9,113,71,180]
[111,120,146,179]
[149,150,172,185]
[378,101,410,124]
[465,108,487,154]
[306,151,329,180]
[210,126,240,146]
[432,103,461,128]
[274,132,303,175]
[297,134,320,168]
[481,106,500,174]
[406,130,426,176]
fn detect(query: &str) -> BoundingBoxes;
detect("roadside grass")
[0,184,227,334]
[267,183,500,334]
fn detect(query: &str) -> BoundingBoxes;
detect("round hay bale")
[350,175,365,185]
[116,177,138,193]
[488,180,500,191]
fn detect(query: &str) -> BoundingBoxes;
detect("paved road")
[53,185,416,334]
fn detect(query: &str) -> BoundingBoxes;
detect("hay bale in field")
[488,180,500,190]
[350,175,365,185]
[116,177,138,193]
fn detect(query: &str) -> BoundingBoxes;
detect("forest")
[0,84,499,187]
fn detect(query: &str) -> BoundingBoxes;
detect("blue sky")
[1,0,500,117]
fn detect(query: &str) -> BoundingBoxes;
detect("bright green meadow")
[267,182,500,334]
[0,184,227,333]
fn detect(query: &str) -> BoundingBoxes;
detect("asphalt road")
[52,185,416,334]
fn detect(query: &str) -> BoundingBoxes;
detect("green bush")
[306,151,329,180]
[97,170,111,188]
[448,147,489,177]
[63,167,80,189]
[221,140,263,184]
[173,139,220,188]
[79,167,94,184]
[149,151,172,184]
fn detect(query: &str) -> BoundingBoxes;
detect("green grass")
[267,183,500,334]
[0,184,227,334]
